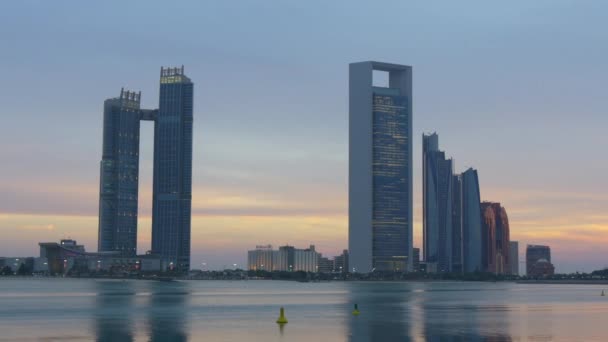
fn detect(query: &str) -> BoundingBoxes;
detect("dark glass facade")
[152,67,193,271]
[461,168,483,273]
[451,174,463,273]
[371,89,409,271]
[98,90,141,256]
[422,133,453,273]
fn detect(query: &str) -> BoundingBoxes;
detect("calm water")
[0,279,606,341]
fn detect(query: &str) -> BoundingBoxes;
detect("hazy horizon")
[1,1,607,272]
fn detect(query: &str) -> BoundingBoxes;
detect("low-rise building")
[38,239,162,275]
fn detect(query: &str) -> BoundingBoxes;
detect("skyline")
[1,1,608,272]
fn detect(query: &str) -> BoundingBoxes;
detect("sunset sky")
[0,1,607,272]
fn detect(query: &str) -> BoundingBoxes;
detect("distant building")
[318,256,333,273]
[526,245,554,277]
[98,67,194,271]
[480,202,510,274]
[423,133,453,273]
[460,168,483,273]
[0,257,34,274]
[152,67,194,272]
[294,245,319,272]
[349,61,413,273]
[247,245,321,272]
[247,245,274,271]
[412,248,420,272]
[451,175,462,273]
[39,239,161,275]
[333,250,349,273]
[509,241,519,276]
[528,259,555,278]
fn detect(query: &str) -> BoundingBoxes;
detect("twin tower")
[97,67,193,271]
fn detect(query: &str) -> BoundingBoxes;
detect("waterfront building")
[247,245,321,272]
[349,61,413,273]
[528,258,555,278]
[39,239,161,275]
[460,168,483,273]
[480,202,510,274]
[526,244,553,277]
[333,250,349,273]
[247,245,274,271]
[412,247,420,272]
[152,66,194,272]
[451,175,463,273]
[97,67,193,271]
[318,256,333,273]
[481,203,497,273]
[423,133,453,273]
[509,241,519,275]
[98,89,143,257]
[294,245,319,272]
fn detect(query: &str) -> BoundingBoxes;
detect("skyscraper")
[423,133,453,273]
[349,61,413,273]
[451,175,463,273]
[509,241,519,275]
[481,202,497,273]
[480,202,510,274]
[97,67,193,272]
[461,168,483,273]
[98,89,143,256]
[152,67,194,272]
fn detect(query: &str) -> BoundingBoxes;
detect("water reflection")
[94,280,136,342]
[348,283,411,341]
[347,283,518,342]
[147,281,189,342]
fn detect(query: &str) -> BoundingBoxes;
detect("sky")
[0,1,607,272]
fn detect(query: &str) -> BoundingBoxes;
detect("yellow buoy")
[352,303,360,316]
[276,307,288,324]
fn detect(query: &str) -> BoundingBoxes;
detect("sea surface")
[0,279,606,341]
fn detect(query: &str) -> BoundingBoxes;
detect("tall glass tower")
[152,66,193,272]
[461,168,482,273]
[98,89,142,256]
[349,61,413,273]
[97,67,193,272]
[422,133,453,273]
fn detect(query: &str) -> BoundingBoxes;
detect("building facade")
[526,244,553,277]
[333,250,349,273]
[97,67,193,272]
[152,67,194,272]
[412,247,420,272]
[480,202,510,274]
[509,241,519,276]
[247,245,321,272]
[423,133,453,273]
[247,245,274,271]
[349,61,413,273]
[451,175,463,273]
[461,168,483,273]
[98,90,143,256]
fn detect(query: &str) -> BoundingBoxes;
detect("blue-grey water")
[0,279,606,341]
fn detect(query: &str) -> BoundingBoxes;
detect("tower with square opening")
[349,61,413,273]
